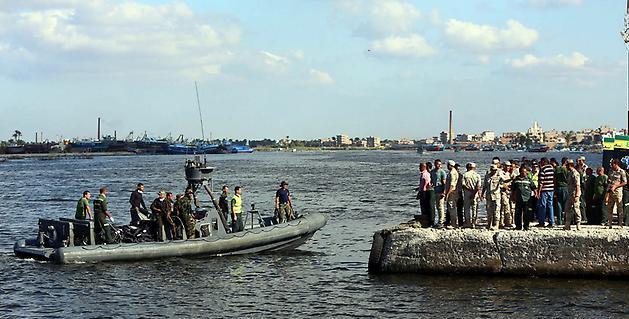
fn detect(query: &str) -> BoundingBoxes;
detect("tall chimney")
[114,130,117,140]
[448,110,453,145]
[35,131,38,143]
[97,117,101,141]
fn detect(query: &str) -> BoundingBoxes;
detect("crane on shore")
[621,0,629,132]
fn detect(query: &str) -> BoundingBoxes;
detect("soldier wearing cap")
[564,159,582,230]
[445,160,460,229]
[606,159,627,229]
[276,181,294,223]
[482,164,505,230]
[462,162,481,228]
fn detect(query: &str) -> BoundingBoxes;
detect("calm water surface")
[0,151,627,318]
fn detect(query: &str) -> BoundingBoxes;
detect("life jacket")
[232,195,242,214]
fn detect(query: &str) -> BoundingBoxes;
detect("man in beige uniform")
[462,162,482,228]
[482,164,504,230]
[499,161,514,228]
[445,160,460,229]
[606,159,627,229]
[564,159,582,230]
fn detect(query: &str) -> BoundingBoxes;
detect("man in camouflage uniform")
[164,192,176,240]
[176,190,196,239]
[606,159,627,229]
[564,159,582,230]
[462,162,481,228]
[482,164,504,230]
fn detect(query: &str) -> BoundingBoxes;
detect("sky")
[0,0,628,141]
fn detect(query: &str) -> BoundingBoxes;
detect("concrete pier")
[369,223,629,277]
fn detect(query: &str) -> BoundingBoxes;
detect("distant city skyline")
[0,1,627,140]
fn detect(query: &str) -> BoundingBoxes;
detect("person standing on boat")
[231,186,244,232]
[276,181,293,223]
[75,191,93,220]
[94,187,114,243]
[179,190,196,239]
[129,183,149,225]
[219,186,230,223]
[431,159,447,228]
[150,191,167,241]
[164,192,176,240]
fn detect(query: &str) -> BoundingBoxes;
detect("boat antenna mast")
[621,0,629,133]
[195,81,206,142]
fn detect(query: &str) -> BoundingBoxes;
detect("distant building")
[336,134,351,146]
[439,131,448,144]
[500,132,521,145]
[354,139,367,147]
[480,131,495,143]
[396,138,413,145]
[320,137,335,147]
[367,136,381,148]
[527,121,544,143]
[456,134,474,143]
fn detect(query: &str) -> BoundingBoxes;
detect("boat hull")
[14,212,328,264]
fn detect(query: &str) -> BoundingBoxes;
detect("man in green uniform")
[164,192,176,240]
[75,191,92,220]
[564,159,582,230]
[606,159,627,229]
[511,166,536,231]
[93,187,114,243]
[594,167,608,225]
[481,164,504,230]
[276,181,293,223]
[231,186,244,232]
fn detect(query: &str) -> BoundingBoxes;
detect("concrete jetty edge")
[368,224,629,278]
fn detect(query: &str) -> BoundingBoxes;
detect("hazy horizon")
[0,1,626,141]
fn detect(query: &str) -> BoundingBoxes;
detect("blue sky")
[0,0,627,141]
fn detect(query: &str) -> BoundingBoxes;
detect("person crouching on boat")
[75,190,93,220]
[94,187,115,244]
[129,183,149,225]
[231,186,244,232]
[150,191,168,241]
[275,181,294,223]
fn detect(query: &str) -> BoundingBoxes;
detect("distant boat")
[69,140,108,152]
[423,144,444,152]
[481,145,495,152]
[228,145,254,153]
[528,144,550,153]
[5,144,26,154]
[166,143,197,155]
[464,144,480,151]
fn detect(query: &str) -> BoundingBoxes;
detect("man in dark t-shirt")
[275,181,293,223]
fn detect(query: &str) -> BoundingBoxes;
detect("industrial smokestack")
[114,130,117,140]
[35,131,38,144]
[97,117,101,141]
[448,110,453,145]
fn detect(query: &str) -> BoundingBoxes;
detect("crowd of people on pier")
[74,181,295,244]
[415,156,627,231]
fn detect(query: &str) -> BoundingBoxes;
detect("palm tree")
[563,130,575,147]
[11,130,22,143]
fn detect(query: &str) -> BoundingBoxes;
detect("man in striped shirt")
[537,157,555,227]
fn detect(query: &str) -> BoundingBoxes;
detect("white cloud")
[506,52,589,69]
[370,34,435,58]
[526,0,584,9]
[309,69,335,85]
[0,1,242,79]
[260,51,291,69]
[445,19,538,53]
[340,0,421,37]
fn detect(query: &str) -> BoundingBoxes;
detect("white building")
[480,131,496,142]
[527,121,544,143]
[336,134,351,146]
